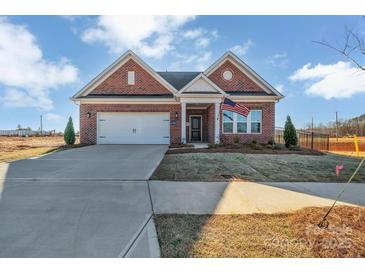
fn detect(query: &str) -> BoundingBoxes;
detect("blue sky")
[0,15,365,132]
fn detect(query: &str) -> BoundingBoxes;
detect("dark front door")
[190,116,202,142]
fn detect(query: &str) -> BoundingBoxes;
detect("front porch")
[180,100,222,144]
[176,72,225,144]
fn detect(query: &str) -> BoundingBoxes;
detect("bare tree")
[313,26,365,71]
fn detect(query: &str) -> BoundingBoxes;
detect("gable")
[178,73,225,96]
[89,59,172,96]
[185,78,219,93]
[208,60,263,93]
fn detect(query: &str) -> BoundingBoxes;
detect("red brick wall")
[208,60,263,92]
[207,104,215,143]
[220,102,275,144]
[186,109,208,142]
[89,59,172,95]
[80,104,181,144]
[79,102,275,145]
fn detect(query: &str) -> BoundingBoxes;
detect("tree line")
[304,114,365,137]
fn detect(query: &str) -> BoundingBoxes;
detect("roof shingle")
[157,71,200,90]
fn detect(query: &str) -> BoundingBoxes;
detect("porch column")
[214,102,220,144]
[181,102,186,144]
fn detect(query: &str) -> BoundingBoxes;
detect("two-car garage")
[97,112,170,144]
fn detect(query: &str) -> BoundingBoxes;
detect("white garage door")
[97,112,170,144]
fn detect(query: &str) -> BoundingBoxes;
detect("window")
[223,110,234,133]
[223,70,233,81]
[250,110,262,133]
[222,109,262,134]
[237,114,247,133]
[127,71,135,85]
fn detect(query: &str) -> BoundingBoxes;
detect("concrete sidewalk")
[261,182,365,207]
[150,181,361,214]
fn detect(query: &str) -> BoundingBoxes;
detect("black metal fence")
[275,127,330,152]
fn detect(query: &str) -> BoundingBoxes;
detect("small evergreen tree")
[64,116,76,145]
[283,115,298,148]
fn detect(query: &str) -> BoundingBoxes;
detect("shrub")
[64,116,76,145]
[268,139,275,146]
[273,144,282,150]
[250,141,263,150]
[232,142,241,149]
[283,115,298,148]
[208,143,219,149]
[289,145,301,151]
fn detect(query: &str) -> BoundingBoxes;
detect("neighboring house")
[71,50,283,145]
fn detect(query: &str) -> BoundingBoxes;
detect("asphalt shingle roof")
[157,71,201,90]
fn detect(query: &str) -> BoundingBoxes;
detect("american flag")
[222,98,250,117]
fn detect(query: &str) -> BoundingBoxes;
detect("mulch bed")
[166,144,324,155]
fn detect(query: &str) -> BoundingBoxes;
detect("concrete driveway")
[0,145,167,257]
[4,145,168,181]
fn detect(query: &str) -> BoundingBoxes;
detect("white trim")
[177,93,224,99]
[214,102,220,144]
[189,115,203,142]
[222,109,262,135]
[177,73,226,95]
[223,69,233,81]
[229,96,280,102]
[181,102,186,144]
[74,95,277,104]
[180,97,223,104]
[187,106,208,110]
[204,51,284,98]
[78,98,179,104]
[127,71,135,85]
[71,50,177,99]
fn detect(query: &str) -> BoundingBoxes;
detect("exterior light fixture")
[87,111,91,118]
[175,112,179,119]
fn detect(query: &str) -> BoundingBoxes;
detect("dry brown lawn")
[0,136,80,163]
[155,206,365,258]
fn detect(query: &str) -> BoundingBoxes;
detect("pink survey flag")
[336,164,344,177]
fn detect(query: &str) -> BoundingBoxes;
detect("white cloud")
[0,88,53,109]
[275,84,285,94]
[44,113,65,122]
[195,37,211,48]
[0,17,78,110]
[174,51,213,71]
[182,28,218,49]
[230,40,253,56]
[82,15,195,59]
[289,61,365,99]
[60,15,79,22]
[267,53,288,67]
[182,28,203,39]
[195,52,213,71]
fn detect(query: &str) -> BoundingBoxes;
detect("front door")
[190,116,202,142]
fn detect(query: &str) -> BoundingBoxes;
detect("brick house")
[71,50,283,145]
